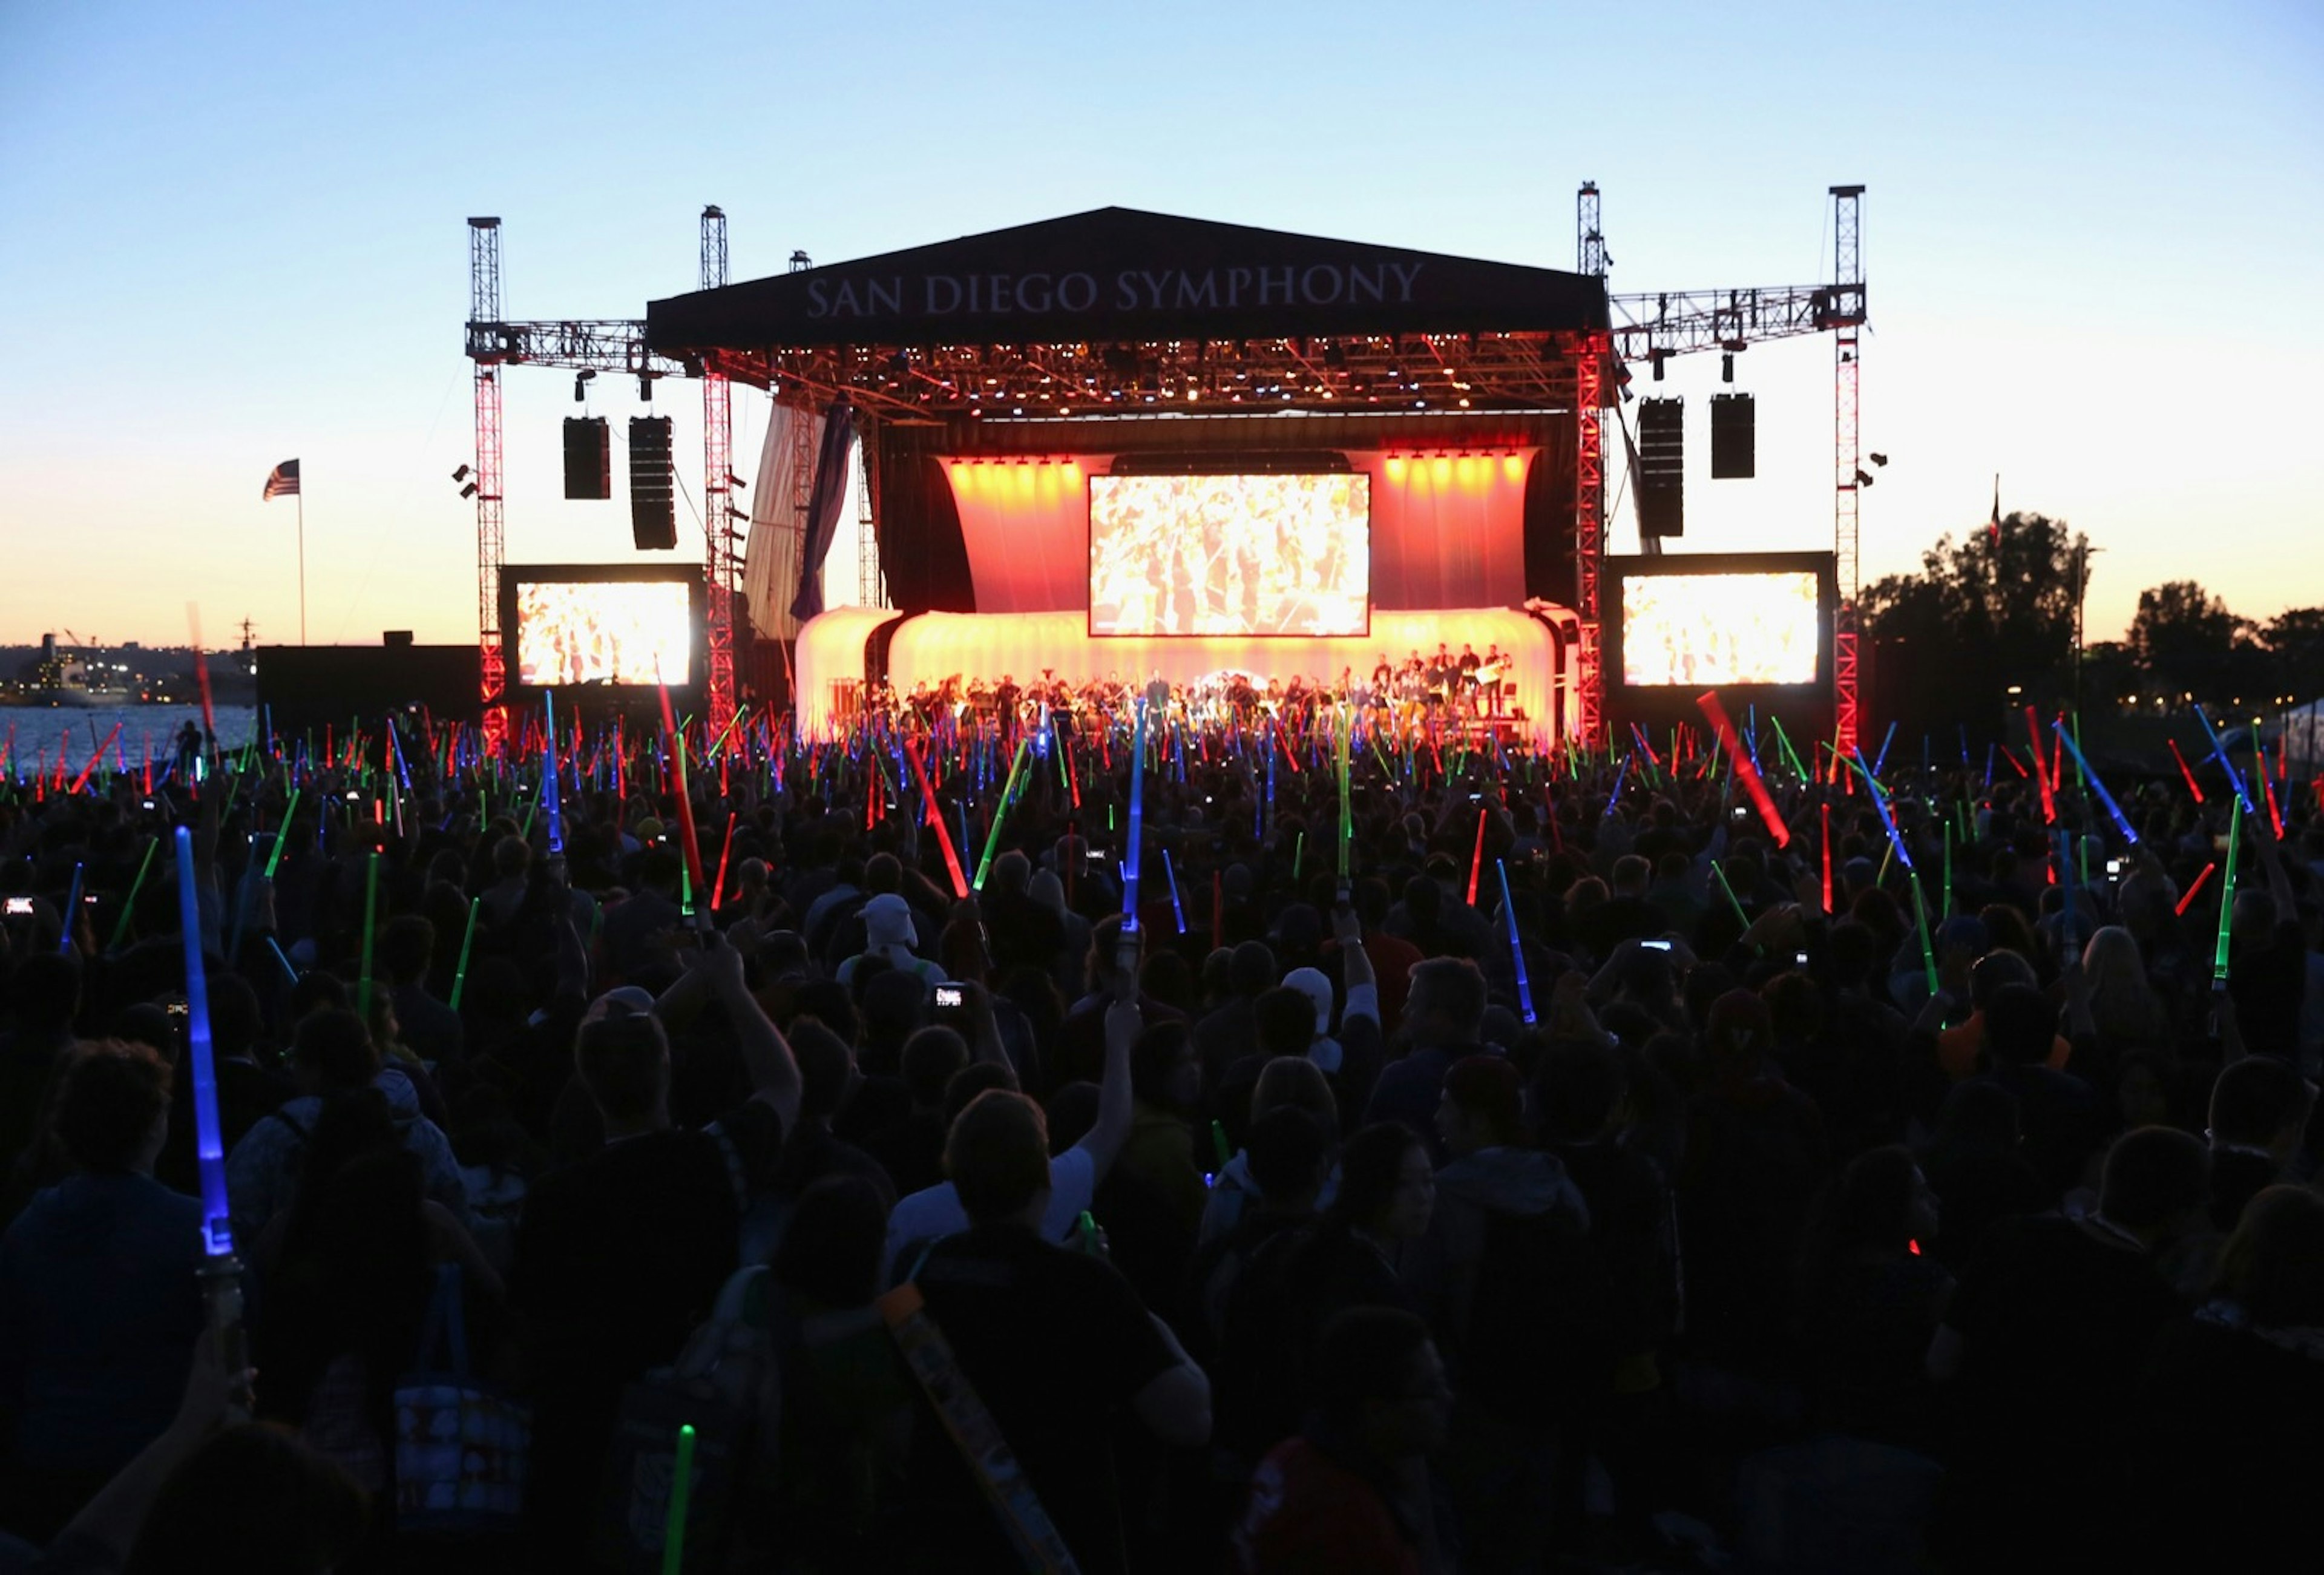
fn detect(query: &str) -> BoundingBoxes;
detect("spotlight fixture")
[1721,353,1735,383]
[573,370,596,403]
[460,482,479,499]
[1854,468,1876,487]
[451,464,470,482]
[1868,453,1889,467]
[637,375,653,401]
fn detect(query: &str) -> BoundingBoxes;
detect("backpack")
[594,1264,783,1573]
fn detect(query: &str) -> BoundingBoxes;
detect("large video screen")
[513,579,694,686]
[1621,570,1821,686]
[1089,472,1370,637]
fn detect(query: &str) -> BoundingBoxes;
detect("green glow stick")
[661,1422,695,1575]
[1336,708,1353,881]
[971,740,1029,892]
[1710,858,1750,935]
[1769,713,1807,780]
[1942,822,1953,918]
[264,786,301,879]
[2213,796,2242,987]
[108,837,160,952]
[1909,870,1940,998]
[449,896,481,1010]
[1293,831,1304,883]
[356,852,379,1018]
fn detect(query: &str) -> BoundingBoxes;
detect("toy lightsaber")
[971,740,1028,893]
[904,741,968,899]
[2213,795,2242,990]
[1850,747,1914,872]
[2025,706,2055,825]
[1121,700,1147,930]
[2050,719,2138,845]
[2191,704,2254,816]
[448,896,481,1010]
[1496,858,1535,1025]
[175,826,245,1421]
[540,693,563,855]
[661,1422,696,1575]
[1697,692,1790,847]
[655,682,707,919]
[1163,846,1186,935]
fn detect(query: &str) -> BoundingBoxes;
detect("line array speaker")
[1710,392,1756,480]
[1637,396,1684,538]
[563,416,610,500]
[628,416,675,550]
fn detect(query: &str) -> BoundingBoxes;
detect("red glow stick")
[2167,737,2205,803]
[70,723,122,796]
[1696,692,1790,847]
[2260,751,2285,838]
[903,740,968,899]
[1467,808,1486,907]
[1820,801,1834,913]
[2174,861,2216,918]
[655,682,707,913]
[712,811,737,909]
[2026,706,2055,824]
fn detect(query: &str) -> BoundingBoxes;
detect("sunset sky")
[2,0,2316,651]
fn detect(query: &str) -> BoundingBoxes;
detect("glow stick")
[58,861,82,953]
[2191,705,2254,815]
[1769,714,1807,780]
[1849,746,1914,872]
[109,837,160,952]
[1710,858,1751,936]
[2167,737,2205,803]
[1873,720,1897,779]
[655,682,707,918]
[904,742,968,899]
[1820,803,1834,913]
[1942,823,1953,918]
[711,811,737,910]
[2259,743,2285,838]
[1601,752,1630,819]
[70,723,122,796]
[540,694,563,855]
[661,1422,696,1575]
[1466,809,1486,907]
[2025,706,2055,824]
[2050,719,2138,845]
[1908,870,1940,998]
[264,787,301,878]
[1336,707,1353,881]
[1163,847,1186,935]
[1293,831,1304,883]
[2174,861,2215,918]
[1696,692,1790,847]
[264,935,300,985]
[1122,701,1147,930]
[1495,858,1535,1025]
[173,828,233,1258]
[972,740,1029,893]
[356,852,379,1018]
[2213,795,2242,987]
[448,896,481,1010]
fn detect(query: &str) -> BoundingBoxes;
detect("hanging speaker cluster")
[1710,393,1756,479]
[628,416,675,550]
[562,417,610,500]
[1636,396,1684,538]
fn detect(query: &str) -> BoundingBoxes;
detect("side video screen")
[1089,472,1370,637]
[1620,570,1821,686]
[513,579,694,686]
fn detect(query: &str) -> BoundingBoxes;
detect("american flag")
[262,458,300,501]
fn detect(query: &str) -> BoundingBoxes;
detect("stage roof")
[645,208,1609,419]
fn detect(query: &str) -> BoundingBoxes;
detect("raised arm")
[703,929,801,1131]
[1072,953,1141,1185]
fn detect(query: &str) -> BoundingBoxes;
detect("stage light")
[728,472,747,488]
[460,482,478,499]
[1868,453,1889,467]
[451,465,470,482]
[1721,353,1735,383]
[1855,469,1876,487]
[638,376,652,401]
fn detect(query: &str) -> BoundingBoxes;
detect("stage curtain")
[743,402,821,640]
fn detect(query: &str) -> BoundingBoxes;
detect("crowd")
[0,712,2318,1574]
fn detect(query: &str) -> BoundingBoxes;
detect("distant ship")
[34,657,134,707]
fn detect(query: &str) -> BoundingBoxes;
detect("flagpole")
[297,488,307,645]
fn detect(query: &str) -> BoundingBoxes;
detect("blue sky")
[2,0,2317,650]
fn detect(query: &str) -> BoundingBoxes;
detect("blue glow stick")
[264,935,300,985]
[58,861,82,954]
[2050,719,2138,845]
[1959,725,1971,769]
[1745,705,1761,773]
[1123,699,1147,931]
[1873,720,1898,779]
[1984,742,1995,791]
[1495,858,1535,1025]
[2191,704,2256,815]
[174,828,233,1258]
[541,692,564,855]
[1163,846,1186,935]
[1850,746,1914,871]
[1601,752,1631,819]
[387,714,411,792]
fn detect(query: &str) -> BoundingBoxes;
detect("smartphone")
[2,896,33,917]
[1794,950,1810,967]
[934,983,965,1010]
[166,999,189,1019]
[344,790,361,803]
[142,798,157,811]
[1641,939,1673,953]
[2106,860,2122,878]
